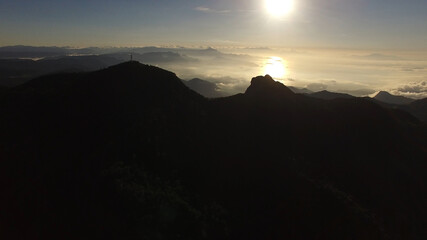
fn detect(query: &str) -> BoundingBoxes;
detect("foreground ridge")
[1,63,426,239]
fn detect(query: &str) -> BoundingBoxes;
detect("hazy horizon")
[1,44,426,99]
[1,0,426,98]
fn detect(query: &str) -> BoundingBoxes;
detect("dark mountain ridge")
[1,62,426,240]
[308,90,355,100]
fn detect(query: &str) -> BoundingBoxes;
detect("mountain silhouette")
[1,62,426,240]
[245,75,295,98]
[309,90,354,100]
[374,91,415,105]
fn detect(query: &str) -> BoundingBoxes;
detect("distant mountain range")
[287,88,427,122]
[1,52,425,122]
[1,62,426,239]
[288,86,313,94]
[308,90,354,100]
[0,45,223,59]
[0,46,243,88]
[0,55,122,86]
[373,91,415,105]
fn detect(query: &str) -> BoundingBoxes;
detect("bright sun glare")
[264,57,287,80]
[265,0,294,17]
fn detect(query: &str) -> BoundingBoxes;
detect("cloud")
[351,53,403,61]
[195,6,230,13]
[401,66,425,72]
[202,76,249,95]
[338,89,376,97]
[306,83,328,92]
[390,80,427,99]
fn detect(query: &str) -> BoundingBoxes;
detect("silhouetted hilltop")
[374,91,414,105]
[209,75,427,239]
[17,60,205,114]
[309,90,354,100]
[245,75,295,98]
[1,62,426,240]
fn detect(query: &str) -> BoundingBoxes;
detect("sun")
[264,57,287,80]
[265,0,294,17]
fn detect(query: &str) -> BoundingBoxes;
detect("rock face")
[245,75,294,98]
[374,91,415,105]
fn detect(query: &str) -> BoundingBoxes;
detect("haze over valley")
[2,45,427,100]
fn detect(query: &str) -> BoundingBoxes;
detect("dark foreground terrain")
[1,62,426,239]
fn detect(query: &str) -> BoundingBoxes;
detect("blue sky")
[1,0,426,49]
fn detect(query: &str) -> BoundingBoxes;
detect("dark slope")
[1,61,209,239]
[309,90,354,100]
[367,95,426,122]
[0,86,7,95]
[1,65,427,240]
[401,98,427,122]
[374,91,415,105]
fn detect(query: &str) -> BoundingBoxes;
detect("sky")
[1,0,427,49]
[1,0,426,98]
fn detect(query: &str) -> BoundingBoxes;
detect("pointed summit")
[374,91,414,105]
[245,75,294,98]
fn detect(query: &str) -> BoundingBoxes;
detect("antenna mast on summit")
[130,53,133,61]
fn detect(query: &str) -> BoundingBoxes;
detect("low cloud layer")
[351,53,403,61]
[195,6,230,13]
[391,80,427,99]
[306,83,328,92]
[2,46,425,100]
